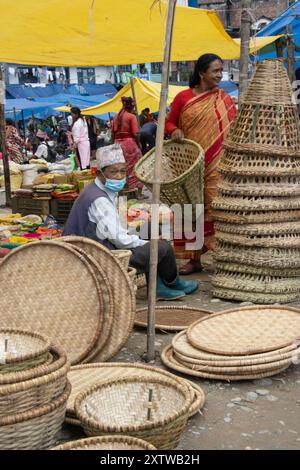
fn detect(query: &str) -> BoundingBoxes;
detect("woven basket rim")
[0,381,71,427]
[52,435,157,450]
[0,328,51,365]
[134,306,213,332]
[0,241,104,365]
[74,376,193,433]
[59,236,136,363]
[0,346,66,386]
[187,305,300,356]
[134,139,204,186]
[66,362,205,420]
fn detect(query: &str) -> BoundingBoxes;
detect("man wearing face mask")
[63,144,198,300]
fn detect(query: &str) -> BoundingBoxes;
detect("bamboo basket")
[213,209,300,224]
[212,194,300,212]
[212,286,300,304]
[215,221,300,236]
[74,376,193,450]
[0,328,51,374]
[0,349,69,417]
[53,435,156,450]
[216,231,300,248]
[0,381,71,450]
[112,250,132,271]
[134,139,204,208]
[215,261,300,278]
[217,174,300,198]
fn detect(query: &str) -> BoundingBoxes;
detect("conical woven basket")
[217,174,300,198]
[215,261,300,278]
[212,286,300,304]
[213,194,300,212]
[215,221,300,236]
[216,230,300,248]
[213,209,300,224]
[134,139,204,208]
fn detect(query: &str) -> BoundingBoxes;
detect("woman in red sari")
[112,97,143,195]
[165,54,237,274]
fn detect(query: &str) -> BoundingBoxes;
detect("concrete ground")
[60,253,300,450]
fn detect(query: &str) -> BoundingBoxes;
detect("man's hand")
[171,128,184,143]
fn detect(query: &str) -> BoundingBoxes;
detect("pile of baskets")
[0,238,136,364]
[0,328,70,450]
[161,306,300,381]
[212,59,300,303]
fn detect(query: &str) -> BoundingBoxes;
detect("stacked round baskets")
[161,306,300,381]
[212,59,300,303]
[0,328,70,450]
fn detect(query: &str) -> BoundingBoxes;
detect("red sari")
[113,110,142,189]
[166,87,237,257]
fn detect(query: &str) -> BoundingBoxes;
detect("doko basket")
[134,139,204,208]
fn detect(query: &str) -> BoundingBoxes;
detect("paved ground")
[60,253,300,450]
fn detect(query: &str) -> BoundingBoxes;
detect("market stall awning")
[0,0,279,66]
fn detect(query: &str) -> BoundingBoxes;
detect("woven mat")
[187,306,300,356]
[0,241,103,365]
[65,363,205,422]
[161,346,289,381]
[172,330,297,366]
[59,237,135,362]
[134,306,212,332]
[58,243,114,360]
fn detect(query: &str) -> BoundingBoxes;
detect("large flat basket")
[134,139,204,207]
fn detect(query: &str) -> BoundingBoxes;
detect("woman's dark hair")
[70,107,82,126]
[189,54,223,88]
[5,118,15,127]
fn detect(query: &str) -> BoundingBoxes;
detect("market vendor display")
[63,144,199,301]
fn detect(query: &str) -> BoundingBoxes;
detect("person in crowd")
[165,53,237,274]
[86,115,99,159]
[139,107,152,127]
[5,119,24,164]
[70,107,91,170]
[140,120,157,155]
[33,129,56,162]
[63,144,198,300]
[112,97,143,197]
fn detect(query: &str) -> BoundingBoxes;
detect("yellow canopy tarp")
[55,78,187,114]
[0,0,279,66]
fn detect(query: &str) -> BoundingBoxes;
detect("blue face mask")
[104,178,126,193]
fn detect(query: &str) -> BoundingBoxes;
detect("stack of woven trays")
[0,238,136,364]
[0,328,70,450]
[212,59,300,303]
[161,306,300,381]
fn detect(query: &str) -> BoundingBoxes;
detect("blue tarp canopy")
[256,1,300,66]
[6,83,117,100]
[5,98,59,119]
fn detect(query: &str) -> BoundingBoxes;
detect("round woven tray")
[172,330,297,366]
[212,270,300,294]
[0,241,104,365]
[212,286,300,304]
[213,208,300,224]
[186,306,300,356]
[0,381,71,450]
[218,150,300,176]
[216,231,300,249]
[217,174,300,198]
[134,139,204,208]
[214,241,300,269]
[0,329,50,369]
[161,345,289,381]
[74,376,193,450]
[65,363,205,422]
[215,261,300,278]
[215,221,300,237]
[53,435,157,450]
[213,194,300,212]
[112,250,132,271]
[59,237,136,362]
[58,243,114,360]
[134,306,212,332]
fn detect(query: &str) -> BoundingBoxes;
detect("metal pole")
[0,65,11,206]
[239,0,252,105]
[146,0,177,363]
